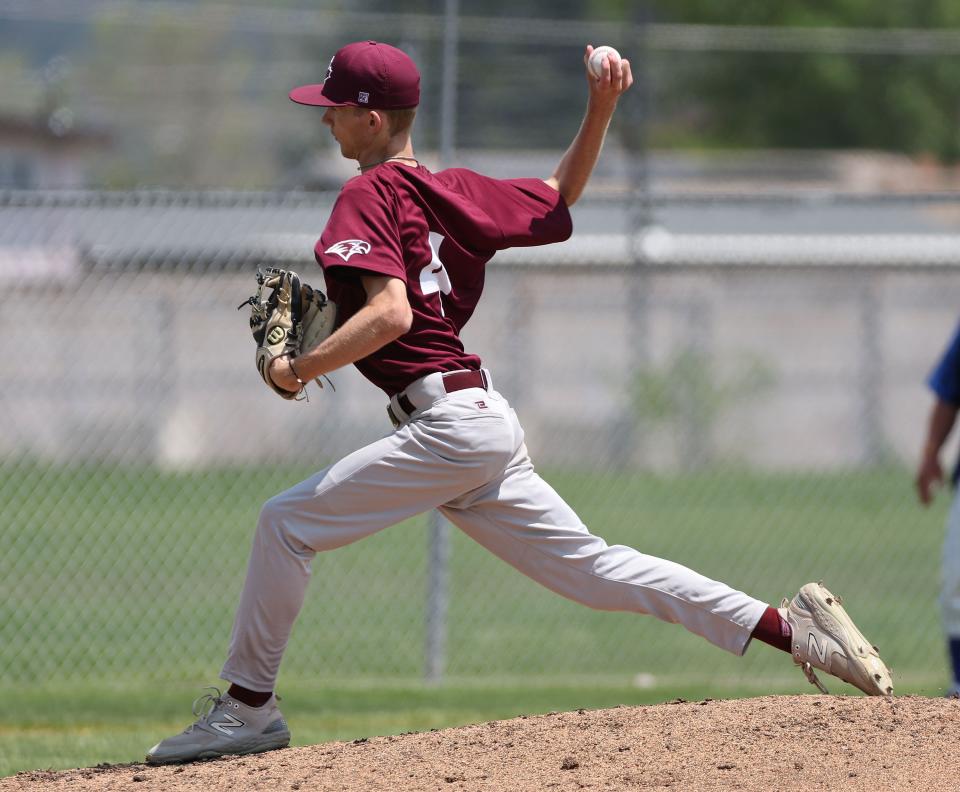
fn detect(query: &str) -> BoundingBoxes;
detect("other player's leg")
[941,493,960,695]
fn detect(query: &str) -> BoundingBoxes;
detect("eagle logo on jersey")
[325,239,371,261]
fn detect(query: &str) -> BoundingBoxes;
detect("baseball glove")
[238,267,337,400]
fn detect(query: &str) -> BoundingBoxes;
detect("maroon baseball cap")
[289,41,420,110]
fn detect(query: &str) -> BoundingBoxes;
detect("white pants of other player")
[941,490,960,687]
[221,369,768,691]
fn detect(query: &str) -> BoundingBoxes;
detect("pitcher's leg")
[222,430,445,690]
[220,477,330,692]
[441,449,766,655]
[222,407,518,691]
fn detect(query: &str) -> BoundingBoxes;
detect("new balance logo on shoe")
[807,632,829,666]
[209,712,245,735]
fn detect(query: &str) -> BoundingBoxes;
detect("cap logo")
[358,91,369,104]
[325,239,371,261]
[323,56,334,84]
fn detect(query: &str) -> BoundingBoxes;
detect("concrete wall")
[4,265,958,472]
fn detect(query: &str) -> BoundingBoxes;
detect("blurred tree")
[644,1,960,161]
[349,0,642,151]
[0,51,44,117]
[83,2,269,187]
[355,0,960,161]
[9,0,959,185]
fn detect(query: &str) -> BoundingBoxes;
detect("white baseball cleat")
[146,688,290,764]
[780,581,893,696]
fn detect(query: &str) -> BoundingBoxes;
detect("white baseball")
[588,45,621,79]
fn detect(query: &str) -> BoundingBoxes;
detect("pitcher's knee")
[257,490,345,555]
[258,492,287,527]
[256,493,303,552]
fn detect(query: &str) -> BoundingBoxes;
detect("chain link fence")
[4,2,960,692]
[1,188,958,690]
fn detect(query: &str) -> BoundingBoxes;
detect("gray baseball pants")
[941,491,960,636]
[221,370,768,691]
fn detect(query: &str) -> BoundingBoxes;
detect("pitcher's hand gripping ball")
[588,45,621,79]
[239,267,337,399]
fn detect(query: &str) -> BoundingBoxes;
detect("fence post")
[439,0,458,167]
[621,9,653,470]
[425,509,451,684]
[857,275,885,465]
[424,0,460,686]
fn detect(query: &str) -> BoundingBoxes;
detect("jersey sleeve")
[439,170,572,251]
[316,181,406,282]
[928,319,960,405]
[491,178,572,249]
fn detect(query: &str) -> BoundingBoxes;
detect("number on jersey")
[420,232,452,316]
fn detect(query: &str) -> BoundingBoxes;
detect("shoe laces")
[800,661,830,694]
[781,595,831,694]
[191,686,226,721]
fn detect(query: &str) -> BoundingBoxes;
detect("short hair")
[381,107,417,137]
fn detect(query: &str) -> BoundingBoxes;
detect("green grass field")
[0,461,951,776]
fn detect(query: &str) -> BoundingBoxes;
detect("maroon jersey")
[315,162,572,396]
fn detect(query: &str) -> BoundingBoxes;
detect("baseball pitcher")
[146,41,892,765]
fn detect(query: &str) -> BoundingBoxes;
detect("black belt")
[387,369,489,427]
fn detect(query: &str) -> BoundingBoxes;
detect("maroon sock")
[751,605,793,654]
[227,684,273,708]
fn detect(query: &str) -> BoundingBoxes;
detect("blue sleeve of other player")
[929,319,960,405]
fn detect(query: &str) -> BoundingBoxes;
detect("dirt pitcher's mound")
[5,695,960,792]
